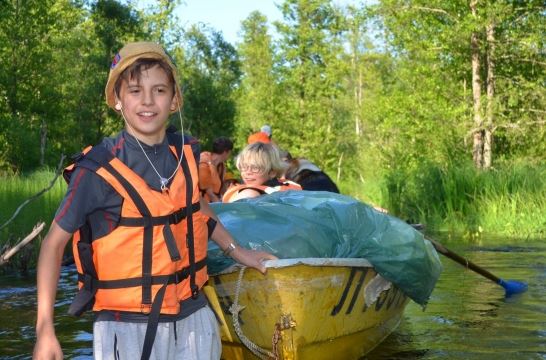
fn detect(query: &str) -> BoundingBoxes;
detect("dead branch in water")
[0,222,45,266]
[0,154,65,231]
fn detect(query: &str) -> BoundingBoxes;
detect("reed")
[0,169,66,271]
[381,161,546,238]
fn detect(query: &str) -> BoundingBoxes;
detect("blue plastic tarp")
[208,191,442,306]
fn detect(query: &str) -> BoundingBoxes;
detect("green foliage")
[373,0,545,166]
[0,0,544,241]
[272,0,354,175]
[234,11,279,151]
[0,169,66,271]
[176,25,241,149]
[383,160,546,237]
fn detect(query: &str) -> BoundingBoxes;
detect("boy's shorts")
[93,306,221,359]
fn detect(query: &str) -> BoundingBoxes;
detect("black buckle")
[171,209,184,224]
[191,285,199,299]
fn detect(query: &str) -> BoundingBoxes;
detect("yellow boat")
[204,258,409,360]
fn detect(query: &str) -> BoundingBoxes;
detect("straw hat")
[104,42,182,111]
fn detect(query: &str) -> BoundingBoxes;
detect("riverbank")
[0,169,66,273]
[1,164,545,272]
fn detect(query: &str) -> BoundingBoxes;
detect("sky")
[173,0,360,45]
[175,0,284,44]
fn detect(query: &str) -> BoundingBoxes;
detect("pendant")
[160,177,169,189]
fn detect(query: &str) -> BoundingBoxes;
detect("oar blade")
[499,279,528,296]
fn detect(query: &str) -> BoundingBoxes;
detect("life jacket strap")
[75,258,207,290]
[141,278,169,360]
[117,202,200,227]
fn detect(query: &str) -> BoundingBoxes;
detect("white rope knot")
[228,303,246,315]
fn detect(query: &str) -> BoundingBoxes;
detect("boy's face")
[118,64,177,144]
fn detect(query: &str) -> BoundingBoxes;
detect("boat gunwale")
[211,257,374,275]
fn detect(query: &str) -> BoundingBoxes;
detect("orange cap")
[247,132,271,144]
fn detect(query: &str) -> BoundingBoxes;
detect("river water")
[0,236,544,359]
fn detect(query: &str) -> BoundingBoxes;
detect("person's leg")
[170,306,221,360]
[94,321,170,359]
[93,307,221,360]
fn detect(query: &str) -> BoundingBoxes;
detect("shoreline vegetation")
[1,1,543,273]
[1,164,544,272]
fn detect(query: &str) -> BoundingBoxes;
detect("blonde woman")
[222,142,301,202]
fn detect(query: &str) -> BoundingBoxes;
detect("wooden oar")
[426,236,528,296]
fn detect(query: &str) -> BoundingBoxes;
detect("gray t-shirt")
[56,130,207,322]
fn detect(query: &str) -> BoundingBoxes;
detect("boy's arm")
[199,198,276,274]
[33,221,72,360]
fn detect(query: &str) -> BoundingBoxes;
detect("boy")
[33,42,275,360]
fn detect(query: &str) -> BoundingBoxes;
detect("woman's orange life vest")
[222,179,302,202]
[64,133,212,316]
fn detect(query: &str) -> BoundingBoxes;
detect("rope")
[229,266,277,360]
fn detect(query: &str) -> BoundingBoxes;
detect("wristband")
[223,242,237,256]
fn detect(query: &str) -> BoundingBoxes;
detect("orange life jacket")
[222,179,301,202]
[198,151,224,202]
[64,132,212,317]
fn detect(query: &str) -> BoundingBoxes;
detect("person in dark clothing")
[282,151,340,193]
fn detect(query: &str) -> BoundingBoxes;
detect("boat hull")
[206,258,409,360]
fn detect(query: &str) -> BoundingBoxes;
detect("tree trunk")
[350,41,362,137]
[484,21,495,169]
[336,151,344,182]
[470,0,484,169]
[355,67,362,136]
[40,120,47,167]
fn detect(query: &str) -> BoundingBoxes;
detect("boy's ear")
[170,97,178,111]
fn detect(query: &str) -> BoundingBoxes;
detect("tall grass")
[0,169,66,272]
[381,161,546,239]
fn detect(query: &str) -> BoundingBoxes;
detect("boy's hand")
[229,247,277,274]
[33,328,63,359]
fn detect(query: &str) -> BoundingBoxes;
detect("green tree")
[338,5,389,182]
[139,0,183,47]
[374,0,545,169]
[274,0,350,175]
[0,0,68,172]
[90,0,144,139]
[235,11,279,149]
[177,25,241,148]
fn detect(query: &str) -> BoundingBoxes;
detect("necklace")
[121,109,185,192]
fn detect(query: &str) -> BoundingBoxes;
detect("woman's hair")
[236,142,286,178]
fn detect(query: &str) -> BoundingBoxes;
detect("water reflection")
[365,238,546,360]
[0,237,544,359]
